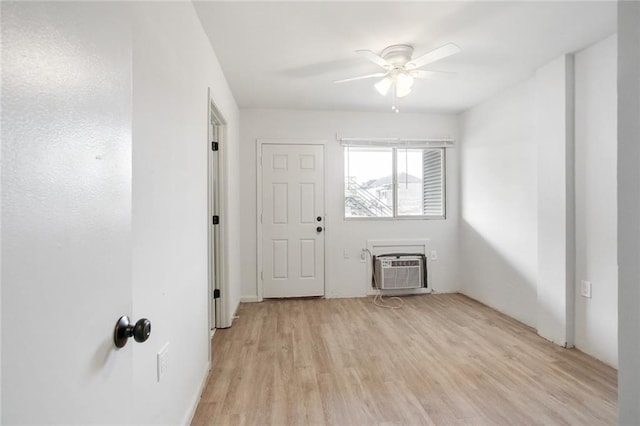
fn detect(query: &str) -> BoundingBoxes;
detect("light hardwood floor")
[192,294,617,425]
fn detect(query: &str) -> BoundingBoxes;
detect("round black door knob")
[316,226,323,232]
[114,316,152,348]
[316,216,322,222]
[133,318,151,343]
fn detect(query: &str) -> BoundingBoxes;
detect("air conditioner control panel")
[380,258,421,268]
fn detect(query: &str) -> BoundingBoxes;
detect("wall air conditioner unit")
[374,255,425,290]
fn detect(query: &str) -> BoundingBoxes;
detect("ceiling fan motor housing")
[380,44,414,67]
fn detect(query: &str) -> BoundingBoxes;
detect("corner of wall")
[617,1,640,422]
[535,54,575,346]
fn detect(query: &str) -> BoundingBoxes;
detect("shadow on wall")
[459,219,538,328]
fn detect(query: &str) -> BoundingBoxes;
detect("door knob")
[316,226,323,232]
[114,316,151,348]
[316,216,322,222]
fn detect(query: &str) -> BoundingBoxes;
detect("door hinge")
[260,271,263,281]
[212,215,219,225]
[211,141,219,151]
[213,289,221,299]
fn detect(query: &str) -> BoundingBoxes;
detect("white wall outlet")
[157,343,170,382]
[580,280,592,298]
[360,249,367,263]
[343,249,350,259]
[430,250,438,261]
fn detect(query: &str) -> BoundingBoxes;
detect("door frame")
[256,139,328,301]
[207,90,228,345]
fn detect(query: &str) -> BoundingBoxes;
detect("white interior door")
[209,107,220,331]
[2,2,134,423]
[262,144,325,298]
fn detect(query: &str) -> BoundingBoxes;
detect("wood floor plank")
[192,294,617,425]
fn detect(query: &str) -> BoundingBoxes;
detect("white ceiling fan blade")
[355,49,393,70]
[333,72,388,84]
[406,43,461,70]
[410,70,457,79]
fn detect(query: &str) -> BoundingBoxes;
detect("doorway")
[208,94,224,337]
[257,141,326,299]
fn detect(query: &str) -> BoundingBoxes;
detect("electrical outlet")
[360,249,367,263]
[157,343,169,382]
[580,280,592,299]
[343,249,350,259]
[430,250,438,261]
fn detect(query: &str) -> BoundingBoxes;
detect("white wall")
[574,35,618,368]
[240,109,460,300]
[459,36,618,367]
[618,1,640,422]
[459,80,538,327]
[130,2,240,425]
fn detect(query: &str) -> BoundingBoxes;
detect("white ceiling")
[193,1,617,114]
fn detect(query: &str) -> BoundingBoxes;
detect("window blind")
[422,149,444,217]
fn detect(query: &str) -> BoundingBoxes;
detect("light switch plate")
[157,343,170,382]
[580,280,592,298]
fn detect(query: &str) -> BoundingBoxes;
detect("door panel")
[273,183,289,223]
[2,3,133,423]
[273,239,289,278]
[300,239,316,277]
[262,144,324,298]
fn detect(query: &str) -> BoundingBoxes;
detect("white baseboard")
[182,361,211,426]
[324,293,365,299]
[240,295,260,303]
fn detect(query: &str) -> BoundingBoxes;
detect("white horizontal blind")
[422,149,445,217]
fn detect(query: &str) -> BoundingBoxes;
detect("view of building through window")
[344,147,393,217]
[344,146,444,219]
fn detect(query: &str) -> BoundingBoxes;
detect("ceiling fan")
[334,43,461,112]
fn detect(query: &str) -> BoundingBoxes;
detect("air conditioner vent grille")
[374,255,424,290]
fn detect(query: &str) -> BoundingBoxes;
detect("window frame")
[343,145,447,221]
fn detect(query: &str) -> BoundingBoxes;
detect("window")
[344,145,445,219]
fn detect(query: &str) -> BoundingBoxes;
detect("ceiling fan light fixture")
[374,77,392,96]
[395,72,414,98]
[396,85,411,98]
